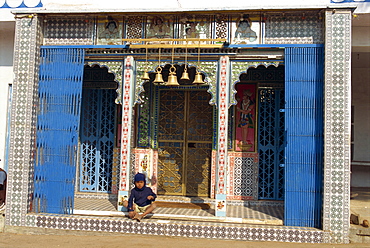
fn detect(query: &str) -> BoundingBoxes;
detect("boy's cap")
[134,173,145,182]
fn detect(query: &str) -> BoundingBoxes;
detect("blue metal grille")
[79,89,115,193]
[34,48,84,214]
[258,87,285,200]
[284,47,324,228]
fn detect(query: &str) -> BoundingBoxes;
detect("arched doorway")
[234,64,285,201]
[145,64,214,197]
[157,88,213,196]
[79,64,118,193]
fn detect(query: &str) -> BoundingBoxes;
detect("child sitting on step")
[123,173,157,221]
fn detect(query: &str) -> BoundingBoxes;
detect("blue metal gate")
[284,46,324,228]
[258,86,285,200]
[79,89,115,193]
[34,48,84,214]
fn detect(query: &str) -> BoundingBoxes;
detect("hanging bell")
[180,66,190,80]
[167,73,179,86]
[166,65,179,86]
[193,71,204,84]
[141,71,150,81]
[153,67,164,84]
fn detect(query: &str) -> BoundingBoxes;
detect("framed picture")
[235,83,257,152]
[146,16,173,39]
[97,16,123,45]
[231,14,261,44]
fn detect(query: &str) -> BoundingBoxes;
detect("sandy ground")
[0,232,369,248]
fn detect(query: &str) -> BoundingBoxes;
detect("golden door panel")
[157,90,213,196]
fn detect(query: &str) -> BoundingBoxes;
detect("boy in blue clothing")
[123,173,157,221]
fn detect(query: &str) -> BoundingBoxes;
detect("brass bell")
[193,71,204,84]
[166,65,179,86]
[153,67,164,84]
[180,66,190,80]
[141,71,150,81]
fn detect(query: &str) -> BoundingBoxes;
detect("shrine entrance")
[157,89,213,197]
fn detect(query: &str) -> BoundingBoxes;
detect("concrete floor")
[73,195,284,225]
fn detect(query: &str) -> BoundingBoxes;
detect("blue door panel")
[34,48,84,214]
[284,47,324,228]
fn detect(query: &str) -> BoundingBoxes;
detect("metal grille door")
[79,89,115,193]
[258,87,285,200]
[34,48,84,214]
[284,47,324,228]
[157,90,213,196]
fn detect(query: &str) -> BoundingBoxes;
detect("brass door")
[157,90,213,196]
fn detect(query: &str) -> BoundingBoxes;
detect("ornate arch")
[134,60,218,106]
[229,61,282,107]
[85,61,123,104]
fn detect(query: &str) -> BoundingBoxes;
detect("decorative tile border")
[6,16,42,227]
[118,56,135,192]
[323,10,352,244]
[1,0,42,8]
[23,213,324,243]
[111,148,121,194]
[132,148,157,193]
[43,17,94,45]
[227,152,259,200]
[265,12,324,44]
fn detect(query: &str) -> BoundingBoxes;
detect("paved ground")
[351,187,370,226]
[0,232,369,248]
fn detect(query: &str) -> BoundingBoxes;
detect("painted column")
[323,10,352,244]
[117,56,136,211]
[215,56,230,217]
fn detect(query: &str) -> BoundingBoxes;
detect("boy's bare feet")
[132,213,141,222]
[136,215,142,222]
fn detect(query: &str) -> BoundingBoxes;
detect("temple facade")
[1,0,368,244]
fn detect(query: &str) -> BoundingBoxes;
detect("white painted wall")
[352,63,370,162]
[0,21,15,170]
[351,15,370,187]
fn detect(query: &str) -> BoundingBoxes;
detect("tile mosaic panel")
[24,213,324,243]
[215,15,229,39]
[265,12,324,44]
[132,148,157,193]
[227,153,259,200]
[6,16,42,226]
[125,16,144,40]
[111,148,120,194]
[43,16,94,45]
[323,10,352,244]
